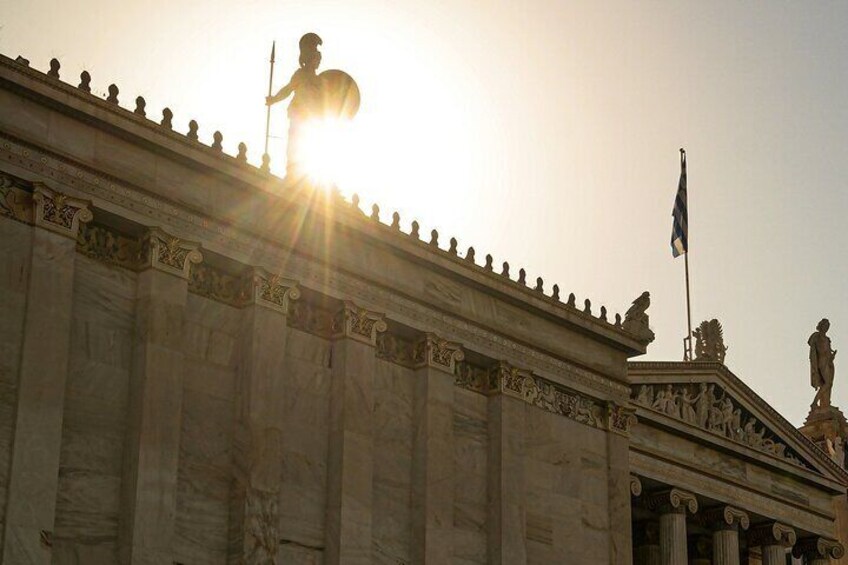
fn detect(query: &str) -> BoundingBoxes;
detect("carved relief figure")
[695,383,712,428]
[679,388,698,424]
[809,318,837,410]
[693,318,728,364]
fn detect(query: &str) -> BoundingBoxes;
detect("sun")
[295,118,357,187]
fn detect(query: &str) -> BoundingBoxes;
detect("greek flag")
[671,150,688,257]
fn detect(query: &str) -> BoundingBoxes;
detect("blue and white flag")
[671,150,688,257]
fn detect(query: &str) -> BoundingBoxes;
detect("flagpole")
[681,148,693,361]
[263,41,276,161]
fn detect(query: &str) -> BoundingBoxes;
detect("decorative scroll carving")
[622,291,655,344]
[247,268,300,314]
[629,475,642,497]
[747,522,797,548]
[645,488,698,515]
[632,382,807,468]
[412,333,464,373]
[32,184,92,237]
[76,222,141,269]
[693,319,728,364]
[331,301,387,346]
[140,228,202,278]
[188,263,250,307]
[792,537,845,560]
[0,172,33,224]
[244,487,279,563]
[699,505,749,531]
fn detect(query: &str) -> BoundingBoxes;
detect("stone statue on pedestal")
[809,318,837,410]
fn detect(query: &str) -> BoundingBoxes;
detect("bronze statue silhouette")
[809,318,837,410]
[266,33,360,180]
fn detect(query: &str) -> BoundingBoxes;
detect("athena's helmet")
[299,33,323,68]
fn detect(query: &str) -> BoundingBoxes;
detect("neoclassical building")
[0,52,846,565]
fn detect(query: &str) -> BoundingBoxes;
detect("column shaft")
[713,528,740,565]
[2,227,77,564]
[659,511,687,565]
[607,431,633,565]
[634,545,660,565]
[761,544,786,565]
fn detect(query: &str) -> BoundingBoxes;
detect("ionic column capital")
[699,505,750,531]
[331,301,387,345]
[245,268,300,314]
[32,183,92,238]
[748,521,796,548]
[792,537,845,560]
[630,474,643,497]
[140,227,203,278]
[412,333,464,373]
[645,488,698,515]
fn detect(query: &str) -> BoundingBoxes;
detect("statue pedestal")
[799,405,848,468]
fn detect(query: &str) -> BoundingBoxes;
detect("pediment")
[628,361,848,485]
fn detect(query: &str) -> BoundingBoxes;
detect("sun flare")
[295,118,357,187]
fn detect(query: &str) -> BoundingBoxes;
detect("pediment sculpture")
[693,319,728,364]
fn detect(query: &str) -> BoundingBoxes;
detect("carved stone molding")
[331,301,387,346]
[632,382,808,468]
[140,228,202,278]
[699,505,750,531]
[411,333,464,373]
[792,537,845,560]
[645,488,698,515]
[747,522,797,548]
[32,183,92,238]
[629,475,643,497]
[246,268,300,314]
[0,171,33,224]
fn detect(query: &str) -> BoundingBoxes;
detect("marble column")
[228,269,299,564]
[703,506,749,565]
[487,361,528,564]
[411,333,463,564]
[2,185,91,565]
[792,537,845,565]
[632,522,660,565]
[324,301,386,565]
[748,522,796,565]
[646,488,698,565]
[607,407,635,565]
[118,228,202,565]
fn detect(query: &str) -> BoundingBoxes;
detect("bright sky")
[3,1,847,425]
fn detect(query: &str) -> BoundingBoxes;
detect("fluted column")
[748,522,796,565]
[703,506,749,565]
[2,185,91,565]
[792,537,845,565]
[487,361,528,564]
[228,269,299,564]
[646,488,698,565]
[324,301,386,565]
[411,333,463,564]
[633,522,660,565]
[118,228,202,565]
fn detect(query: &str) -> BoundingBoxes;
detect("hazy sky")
[3,1,847,425]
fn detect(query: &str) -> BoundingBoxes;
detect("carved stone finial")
[78,71,91,92]
[615,313,622,327]
[48,58,60,78]
[645,488,698,515]
[693,319,728,364]
[584,299,591,314]
[567,293,576,307]
[32,184,93,238]
[245,268,300,314]
[449,237,458,255]
[351,193,361,212]
[412,333,465,373]
[212,131,223,151]
[134,96,146,117]
[629,475,643,497]
[15,55,30,67]
[237,142,248,162]
[793,537,845,560]
[552,284,560,301]
[748,522,796,548]
[371,204,380,221]
[501,262,510,277]
[161,107,173,129]
[623,291,655,344]
[391,212,400,230]
[332,301,387,346]
[517,268,526,285]
[430,229,439,247]
[107,84,119,104]
[187,120,199,140]
[466,247,475,263]
[261,153,271,172]
[535,277,543,292]
[484,254,493,271]
[599,306,608,322]
[411,220,420,239]
[140,228,203,278]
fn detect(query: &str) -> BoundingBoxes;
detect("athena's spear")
[262,41,276,169]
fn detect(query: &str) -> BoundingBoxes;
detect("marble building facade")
[0,52,846,565]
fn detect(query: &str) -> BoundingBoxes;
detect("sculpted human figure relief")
[693,318,728,364]
[809,318,837,410]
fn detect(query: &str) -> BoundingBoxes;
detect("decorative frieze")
[188,263,250,307]
[747,522,796,548]
[454,361,489,394]
[32,183,92,237]
[331,301,387,346]
[0,172,33,224]
[645,488,698,515]
[607,403,636,435]
[792,537,845,560]
[632,382,807,468]
[140,227,202,278]
[77,222,141,270]
[288,300,336,337]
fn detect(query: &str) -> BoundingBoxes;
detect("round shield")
[319,69,360,119]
